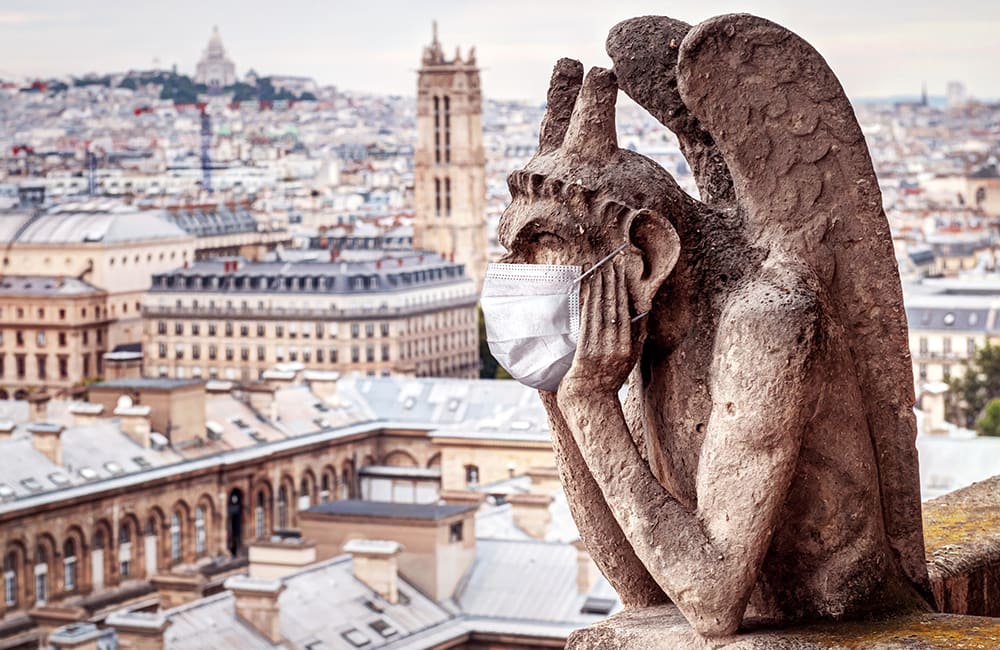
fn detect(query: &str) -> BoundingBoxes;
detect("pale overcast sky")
[0,0,997,101]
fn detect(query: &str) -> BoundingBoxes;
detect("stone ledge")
[567,605,1000,649]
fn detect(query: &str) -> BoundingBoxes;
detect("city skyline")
[0,0,997,101]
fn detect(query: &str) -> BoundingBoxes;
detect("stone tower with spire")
[414,22,488,289]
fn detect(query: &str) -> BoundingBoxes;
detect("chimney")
[29,423,64,465]
[69,402,104,427]
[920,382,950,435]
[225,576,285,644]
[304,370,339,402]
[526,466,561,495]
[115,404,153,448]
[248,536,317,580]
[343,539,402,604]
[105,611,171,650]
[0,420,15,442]
[244,382,278,421]
[28,392,50,422]
[574,539,599,594]
[508,492,553,539]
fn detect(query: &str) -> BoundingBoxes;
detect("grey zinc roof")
[162,205,260,238]
[0,275,103,296]
[455,538,620,627]
[93,377,204,390]
[306,499,475,521]
[0,207,188,244]
[163,555,457,650]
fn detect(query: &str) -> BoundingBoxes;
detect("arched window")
[255,493,266,539]
[62,540,77,592]
[298,477,311,511]
[3,552,17,607]
[34,546,48,605]
[320,473,331,504]
[277,487,289,529]
[118,523,132,578]
[195,507,206,556]
[170,513,182,563]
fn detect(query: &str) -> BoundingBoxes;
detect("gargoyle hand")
[560,257,638,399]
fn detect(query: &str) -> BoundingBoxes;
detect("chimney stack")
[304,370,339,402]
[115,403,153,448]
[49,623,113,650]
[244,382,278,421]
[28,392,50,422]
[248,536,317,580]
[508,492,553,539]
[225,576,285,644]
[69,402,104,427]
[343,539,402,604]
[0,420,15,442]
[105,611,171,650]
[29,423,64,465]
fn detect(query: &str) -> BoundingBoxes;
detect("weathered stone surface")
[924,475,1000,616]
[568,605,1000,649]
[498,11,931,639]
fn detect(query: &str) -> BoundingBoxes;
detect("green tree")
[977,398,1000,437]
[948,342,1000,428]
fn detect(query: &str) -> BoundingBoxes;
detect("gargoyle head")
[498,60,686,315]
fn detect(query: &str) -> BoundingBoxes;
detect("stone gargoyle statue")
[484,13,932,638]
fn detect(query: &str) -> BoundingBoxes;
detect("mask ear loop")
[568,241,649,323]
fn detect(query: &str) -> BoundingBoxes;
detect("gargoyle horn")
[561,66,619,159]
[538,58,584,154]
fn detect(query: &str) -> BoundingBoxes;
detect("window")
[381,345,390,362]
[316,349,324,363]
[82,331,88,345]
[320,474,331,504]
[36,355,46,380]
[4,552,17,607]
[351,346,360,363]
[276,324,284,337]
[257,324,265,337]
[34,547,48,604]
[919,337,928,354]
[58,356,68,380]
[192,322,200,336]
[63,540,77,592]
[118,524,132,578]
[255,493,266,539]
[919,364,928,380]
[316,323,324,338]
[96,329,102,345]
[208,323,217,336]
[240,324,248,337]
[380,323,389,337]
[170,513,182,563]
[351,324,359,338]
[192,344,201,360]
[365,323,374,338]
[36,331,45,346]
[289,323,298,338]
[58,309,66,320]
[241,346,249,361]
[225,322,233,337]
[277,487,289,529]
[464,465,479,486]
[299,478,311,510]
[15,331,23,346]
[449,522,463,543]
[330,348,338,364]
[225,346,234,361]
[159,343,167,359]
[174,322,183,335]
[195,507,206,556]
[366,345,375,363]
[943,337,952,354]
[209,344,217,360]
[257,346,266,361]
[175,344,184,360]
[58,332,67,347]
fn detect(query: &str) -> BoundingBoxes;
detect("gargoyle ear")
[538,58,584,154]
[625,208,680,313]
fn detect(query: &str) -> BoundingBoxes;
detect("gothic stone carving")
[497,13,931,637]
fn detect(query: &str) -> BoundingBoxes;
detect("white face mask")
[481,242,637,392]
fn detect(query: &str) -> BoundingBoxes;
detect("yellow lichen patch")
[789,612,1000,648]
[922,476,1000,561]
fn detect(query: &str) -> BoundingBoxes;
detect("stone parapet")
[924,474,1000,616]
[567,605,1000,649]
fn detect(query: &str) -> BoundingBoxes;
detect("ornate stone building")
[194,26,237,91]
[413,23,488,289]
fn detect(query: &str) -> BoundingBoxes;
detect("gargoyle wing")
[676,13,930,596]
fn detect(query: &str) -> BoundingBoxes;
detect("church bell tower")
[414,22,488,289]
